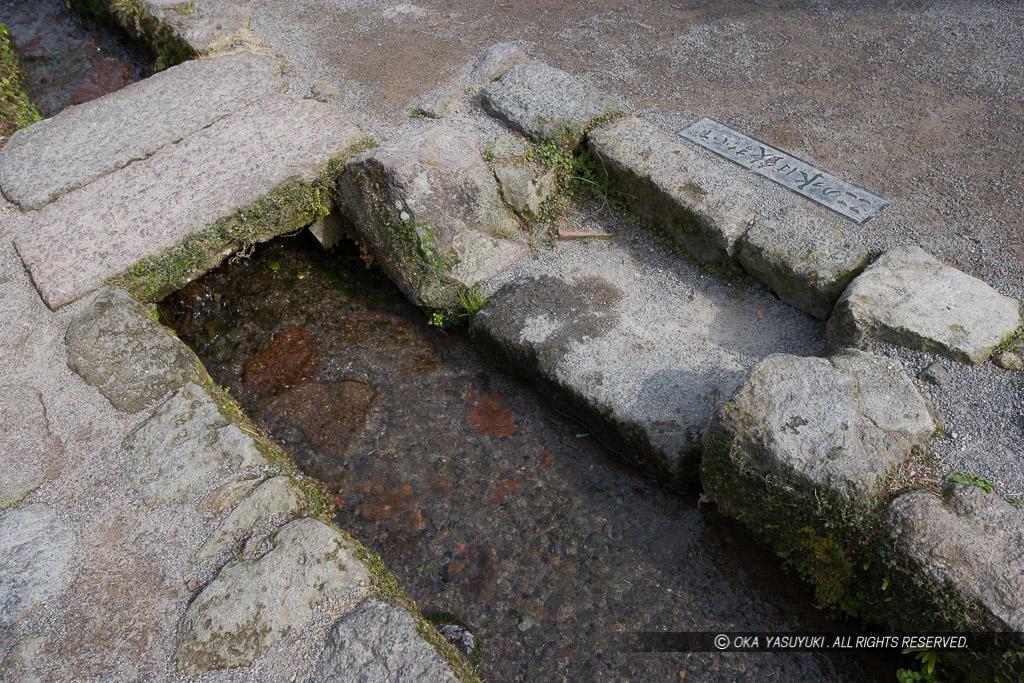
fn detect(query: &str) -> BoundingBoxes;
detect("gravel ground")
[227,0,1023,493]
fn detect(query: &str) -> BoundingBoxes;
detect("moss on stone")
[69,0,194,70]
[108,162,342,302]
[700,428,1019,679]
[0,23,42,141]
[339,159,462,313]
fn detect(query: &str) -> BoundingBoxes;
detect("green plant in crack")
[456,287,488,318]
[946,472,994,493]
[0,23,41,139]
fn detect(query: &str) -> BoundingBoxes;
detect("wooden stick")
[557,229,618,239]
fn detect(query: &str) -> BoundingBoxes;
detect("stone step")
[0,52,285,210]
[469,241,821,486]
[13,93,362,310]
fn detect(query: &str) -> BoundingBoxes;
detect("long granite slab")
[469,241,821,486]
[14,93,361,310]
[0,52,285,210]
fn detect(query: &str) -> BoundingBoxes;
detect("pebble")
[919,361,952,386]
[992,351,1023,371]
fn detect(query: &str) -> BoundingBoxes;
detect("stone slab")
[705,350,935,501]
[827,246,1022,364]
[193,476,302,564]
[888,482,1024,631]
[0,504,73,627]
[737,209,869,320]
[481,61,620,149]
[469,243,821,485]
[0,52,284,210]
[14,93,362,310]
[588,116,758,263]
[0,386,63,510]
[143,0,253,53]
[337,125,524,309]
[65,288,207,413]
[123,383,266,506]
[312,598,457,683]
[678,117,890,224]
[173,518,370,673]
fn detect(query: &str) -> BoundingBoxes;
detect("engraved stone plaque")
[678,117,889,224]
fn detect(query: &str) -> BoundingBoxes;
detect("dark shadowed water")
[160,232,899,681]
[1,0,151,117]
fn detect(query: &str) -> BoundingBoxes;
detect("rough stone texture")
[588,116,758,263]
[0,52,284,209]
[738,210,869,319]
[416,43,528,119]
[65,288,206,413]
[492,159,558,217]
[992,350,1023,371]
[0,504,72,627]
[337,125,525,308]
[123,383,266,506]
[919,361,952,387]
[312,597,457,683]
[1,633,46,679]
[196,477,262,515]
[470,245,821,485]
[705,349,935,501]
[193,476,303,564]
[888,482,1024,631]
[481,61,620,149]
[143,0,253,53]
[173,518,371,674]
[14,93,363,310]
[827,246,1022,364]
[490,134,526,160]
[467,42,528,86]
[0,386,63,510]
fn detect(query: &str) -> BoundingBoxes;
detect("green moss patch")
[0,23,42,141]
[108,162,341,302]
[701,430,1019,679]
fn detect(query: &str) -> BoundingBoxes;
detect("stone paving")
[1,45,465,681]
[2,3,1023,681]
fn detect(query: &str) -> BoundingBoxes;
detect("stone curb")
[6,8,1022,678]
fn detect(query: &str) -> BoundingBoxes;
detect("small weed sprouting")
[0,23,42,138]
[946,472,994,493]
[456,287,488,319]
[996,321,1024,355]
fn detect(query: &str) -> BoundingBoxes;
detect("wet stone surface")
[160,232,898,681]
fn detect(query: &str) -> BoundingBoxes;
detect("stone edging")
[9,4,1024,680]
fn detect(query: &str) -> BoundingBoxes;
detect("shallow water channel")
[160,232,898,681]
[14,1,898,678]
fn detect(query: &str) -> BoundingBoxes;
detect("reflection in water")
[161,232,896,681]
